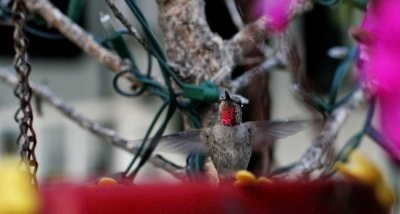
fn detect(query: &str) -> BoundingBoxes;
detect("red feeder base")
[41,181,387,214]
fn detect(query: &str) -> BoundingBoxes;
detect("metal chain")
[12,0,38,187]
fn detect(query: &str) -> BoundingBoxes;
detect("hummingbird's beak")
[225,90,232,101]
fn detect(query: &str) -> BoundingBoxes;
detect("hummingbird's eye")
[234,99,241,106]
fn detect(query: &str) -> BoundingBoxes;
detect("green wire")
[66,0,85,22]
[313,94,330,112]
[124,0,166,60]
[124,0,176,92]
[350,0,368,10]
[319,97,376,179]
[122,0,183,179]
[124,101,169,177]
[330,83,359,110]
[146,52,153,77]
[335,97,376,163]
[271,162,297,175]
[315,0,341,6]
[329,47,358,107]
[366,126,400,160]
[129,99,177,178]
[118,0,209,180]
[124,0,184,88]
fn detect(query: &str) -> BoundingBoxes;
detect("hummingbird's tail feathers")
[129,130,209,155]
[245,119,311,145]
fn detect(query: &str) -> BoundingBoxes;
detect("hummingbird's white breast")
[209,123,252,176]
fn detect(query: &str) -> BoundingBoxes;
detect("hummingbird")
[133,91,309,181]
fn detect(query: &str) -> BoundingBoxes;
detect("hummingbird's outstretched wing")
[244,119,311,145]
[129,129,210,154]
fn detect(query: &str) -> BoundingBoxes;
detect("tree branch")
[22,0,140,87]
[157,0,312,85]
[105,0,150,52]
[0,66,186,181]
[282,89,365,179]
[231,57,283,93]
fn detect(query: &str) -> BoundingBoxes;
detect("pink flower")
[252,0,293,33]
[378,92,400,157]
[357,0,400,157]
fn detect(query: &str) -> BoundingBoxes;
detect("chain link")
[12,0,38,187]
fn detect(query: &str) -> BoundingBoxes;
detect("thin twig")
[105,0,150,51]
[0,66,186,181]
[22,0,140,87]
[231,57,283,93]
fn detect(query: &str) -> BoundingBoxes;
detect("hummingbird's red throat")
[220,104,236,126]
